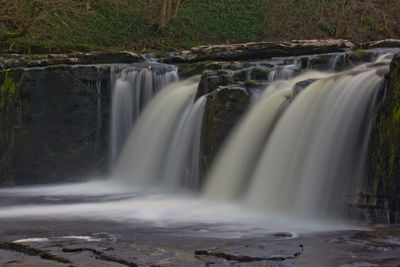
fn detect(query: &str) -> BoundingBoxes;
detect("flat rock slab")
[0,51,142,69]
[365,39,400,49]
[164,39,355,63]
[1,219,400,266]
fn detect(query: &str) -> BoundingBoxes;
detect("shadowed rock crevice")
[0,241,71,264]
[194,244,303,263]
[63,247,138,267]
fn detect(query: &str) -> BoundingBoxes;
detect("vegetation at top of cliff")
[0,0,399,54]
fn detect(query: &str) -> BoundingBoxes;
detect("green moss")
[0,68,24,179]
[177,61,224,78]
[346,50,376,62]
[310,54,332,69]
[199,86,250,181]
[393,104,400,122]
[232,70,247,82]
[364,53,400,219]
[250,67,269,80]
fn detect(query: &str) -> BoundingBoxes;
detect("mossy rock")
[196,70,232,99]
[250,67,270,80]
[199,85,250,181]
[232,70,247,82]
[309,54,332,69]
[346,50,376,63]
[364,52,400,223]
[177,61,227,79]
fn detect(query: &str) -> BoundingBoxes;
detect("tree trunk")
[167,0,173,23]
[174,0,181,18]
[159,0,168,31]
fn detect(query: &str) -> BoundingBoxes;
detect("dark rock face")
[362,53,400,223]
[196,61,280,180]
[199,84,251,180]
[0,65,112,185]
[165,39,355,63]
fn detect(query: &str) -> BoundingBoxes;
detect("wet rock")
[233,70,248,82]
[250,67,270,80]
[309,54,333,69]
[199,84,251,181]
[63,247,137,266]
[346,50,377,64]
[339,262,380,267]
[0,242,71,264]
[176,61,224,78]
[0,65,112,185]
[292,79,318,99]
[194,244,302,263]
[0,51,142,70]
[165,39,355,63]
[196,70,232,99]
[271,232,293,238]
[363,52,400,223]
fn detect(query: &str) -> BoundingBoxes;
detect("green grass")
[1,0,399,54]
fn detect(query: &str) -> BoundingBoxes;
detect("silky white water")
[114,76,206,189]
[110,64,178,164]
[205,71,331,199]
[1,50,398,236]
[205,57,390,220]
[0,181,356,237]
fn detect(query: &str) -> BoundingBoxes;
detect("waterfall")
[204,58,389,220]
[113,76,206,189]
[205,71,331,199]
[110,64,178,165]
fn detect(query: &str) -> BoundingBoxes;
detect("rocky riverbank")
[0,218,399,266]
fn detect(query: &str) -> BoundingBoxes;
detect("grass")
[1,0,399,54]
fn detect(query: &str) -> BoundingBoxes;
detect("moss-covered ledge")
[363,53,400,223]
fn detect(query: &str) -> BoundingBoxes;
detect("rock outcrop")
[0,51,142,70]
[199,84,251,180]
[365,39,400,49]
[164,39,355,63]
[0,65,112,185]
[362,52,400,223]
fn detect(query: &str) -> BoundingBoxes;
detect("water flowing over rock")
[2,45,400,224]
[110,63,178,165]
[0,62,177,185]
[203,52,397,221]
[113,76,206,190]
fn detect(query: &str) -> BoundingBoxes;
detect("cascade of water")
[110,64,178,165]
[204,59,389,220]
[204,71,331,199]
[114,76,206,189]
[161,95,207,190]
[246,68,384,218]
